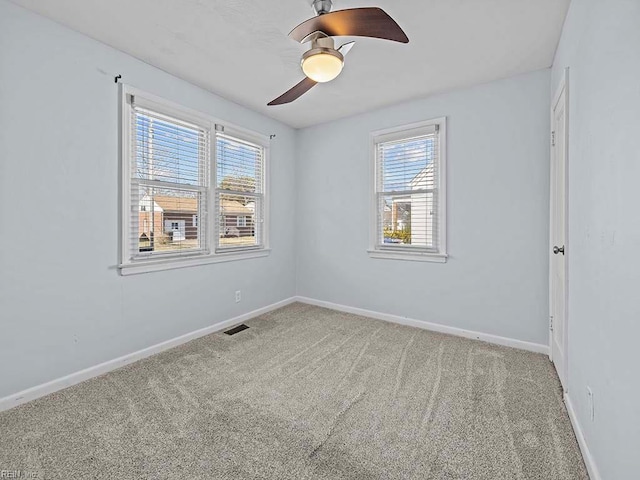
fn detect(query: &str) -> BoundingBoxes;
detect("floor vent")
[224,324,250,336]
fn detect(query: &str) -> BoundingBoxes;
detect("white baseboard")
[564,393,602,480]
[0,297,296,413]
[0,296,549,413]
[294,296,549,355]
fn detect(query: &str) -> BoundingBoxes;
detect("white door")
[550,72,568,391]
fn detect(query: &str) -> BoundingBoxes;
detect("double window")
[121,86,268,274]
[370,118,447,262]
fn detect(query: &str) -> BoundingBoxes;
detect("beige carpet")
[0,303,587,479]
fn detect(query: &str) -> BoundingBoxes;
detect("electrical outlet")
[587,386,594,421]
[235,290,241,303]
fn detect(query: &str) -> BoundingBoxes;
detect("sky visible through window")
[216,136,261,192]
[135,113,201,188]
[381,136,434,192]
[135,114,260,194]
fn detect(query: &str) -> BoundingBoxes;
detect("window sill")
[119,249,271,276]
[367,249,448,263]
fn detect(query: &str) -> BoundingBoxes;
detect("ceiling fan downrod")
[312,0,333,15]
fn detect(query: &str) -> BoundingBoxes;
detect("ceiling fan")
[268,0,409,106]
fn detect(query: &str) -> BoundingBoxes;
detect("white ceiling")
[11,0,570,128]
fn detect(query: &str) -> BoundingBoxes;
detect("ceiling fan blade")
[289,7,409,44]
[338,41,355,56]
[268,77,318,106]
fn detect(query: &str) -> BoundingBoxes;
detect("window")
[128,96,209,259]
[121,86,269,274]
[215,130,265,251]
[369,118,447,262]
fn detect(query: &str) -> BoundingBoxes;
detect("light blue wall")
[3,0,638,475]
[295,70,551,346]
[0,0,296,399]
[551,0,640,478]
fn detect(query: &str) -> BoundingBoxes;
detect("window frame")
[120,85,270,275]
[213,126,267,254]
[368,117,448,263]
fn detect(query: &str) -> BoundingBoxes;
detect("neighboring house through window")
[369,118,447,262]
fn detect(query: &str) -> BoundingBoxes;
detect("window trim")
[119,84,270,275]
[213,126,268,254]
[368,117,448,263]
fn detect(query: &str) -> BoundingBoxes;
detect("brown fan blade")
[268,77,318,106]
[289,7,409,44]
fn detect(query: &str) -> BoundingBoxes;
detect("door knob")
[553,245,565,255]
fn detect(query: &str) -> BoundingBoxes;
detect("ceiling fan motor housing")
[301,35,343,66]
[310,35,336,50]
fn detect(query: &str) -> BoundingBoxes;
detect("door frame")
[549,68,570,391]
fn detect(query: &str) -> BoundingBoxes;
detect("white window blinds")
[215,130,265,251]
[121,86,271,274]
[374,123,442,253]
[129,100,210,260]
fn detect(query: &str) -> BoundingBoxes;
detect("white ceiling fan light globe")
[301,50,344,83]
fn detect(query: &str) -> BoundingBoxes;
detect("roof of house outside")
[221,200,254,215]
[151,195,254,216]
[153,196,198,213]
[410,164,435,189]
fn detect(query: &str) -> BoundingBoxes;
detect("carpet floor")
[0,303,588,479]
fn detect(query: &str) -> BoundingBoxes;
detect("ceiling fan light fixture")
[301,48,344,83]
[268,4,409,105]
